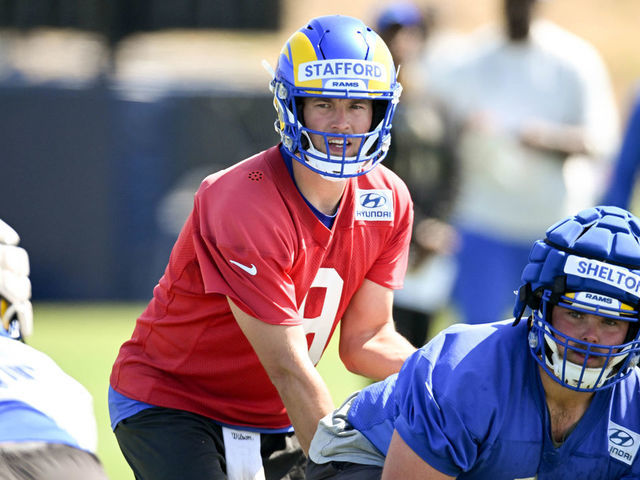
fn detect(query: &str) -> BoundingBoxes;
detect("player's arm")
[227,297,334,455]
[338,278,416,381]
[382,430,456,480]
[518,121,589,156]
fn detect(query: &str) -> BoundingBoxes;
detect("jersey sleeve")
[0,338,98,452]
[393,340,480,477]
[190,174,301,326]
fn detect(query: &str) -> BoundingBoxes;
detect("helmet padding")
[514,206,640,391]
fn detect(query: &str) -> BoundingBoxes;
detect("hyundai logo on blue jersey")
[610,429,635,447]
[608,421,640,465]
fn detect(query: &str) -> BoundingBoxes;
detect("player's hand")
[0,219,33,339]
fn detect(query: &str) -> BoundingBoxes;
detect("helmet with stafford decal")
[513,206,640,392]
[269,14,402,179]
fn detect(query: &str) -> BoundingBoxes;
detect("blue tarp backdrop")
[0,84,275,300]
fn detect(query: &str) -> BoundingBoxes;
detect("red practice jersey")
[110,146,413,430]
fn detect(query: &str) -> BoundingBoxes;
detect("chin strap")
[513,283,533,326]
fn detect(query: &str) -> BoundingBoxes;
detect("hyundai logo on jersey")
[360,192,387,208]
[608,421,640,465]
[355,189,393,221]
[298,60,387,83]
[610,429,634,447]
[565,255,640,296]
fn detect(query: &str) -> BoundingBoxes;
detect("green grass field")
[27,302,371,480]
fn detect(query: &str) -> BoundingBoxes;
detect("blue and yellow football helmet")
[269,15,402,179]
[514,206,640,392]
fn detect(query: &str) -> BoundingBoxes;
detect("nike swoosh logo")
[229,260,257,275]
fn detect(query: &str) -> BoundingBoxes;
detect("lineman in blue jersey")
[306,205,640,479]
[0,219,107,479]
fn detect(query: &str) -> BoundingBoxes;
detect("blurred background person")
[0,219,107,480]
[373,1,460,347]
[601,86,640,209]
[427,0,620,325]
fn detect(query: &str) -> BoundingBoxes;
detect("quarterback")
[109,14,416,480]
[307,206,640,479]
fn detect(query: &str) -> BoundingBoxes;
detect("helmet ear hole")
[625,320,640,343]
[295,99,304,127]
[371,100,387,129]
[294,100,310,150]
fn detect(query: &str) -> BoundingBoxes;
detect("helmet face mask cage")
[513,206,640,393]
[269,15,402,179]
[528,289,640,392]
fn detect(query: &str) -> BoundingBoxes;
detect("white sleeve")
[0,337,98,452]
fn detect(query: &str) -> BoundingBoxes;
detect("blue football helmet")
[513,206,640,392]
[269,15,402,179]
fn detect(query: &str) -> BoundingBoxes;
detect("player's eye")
[602,318,620,328]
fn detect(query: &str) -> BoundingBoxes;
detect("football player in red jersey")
[109,14,416,480]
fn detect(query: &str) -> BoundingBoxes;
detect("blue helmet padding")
[515,206,640,392]
[515,206,640,315]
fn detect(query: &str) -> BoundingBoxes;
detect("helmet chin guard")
[269,15,402,179]
[514,206,640,392]
[527,290,639,391]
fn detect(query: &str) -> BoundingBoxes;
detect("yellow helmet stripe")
[288,32,322,89]
[368,36,394,93]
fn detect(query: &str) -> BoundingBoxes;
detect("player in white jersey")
[0,219,107,480]
[306,205,640,479]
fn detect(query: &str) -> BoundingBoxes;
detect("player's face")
[302,97,373,157]
[551,305,629,368]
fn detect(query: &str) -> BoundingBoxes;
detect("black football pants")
[114,406,306,480]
